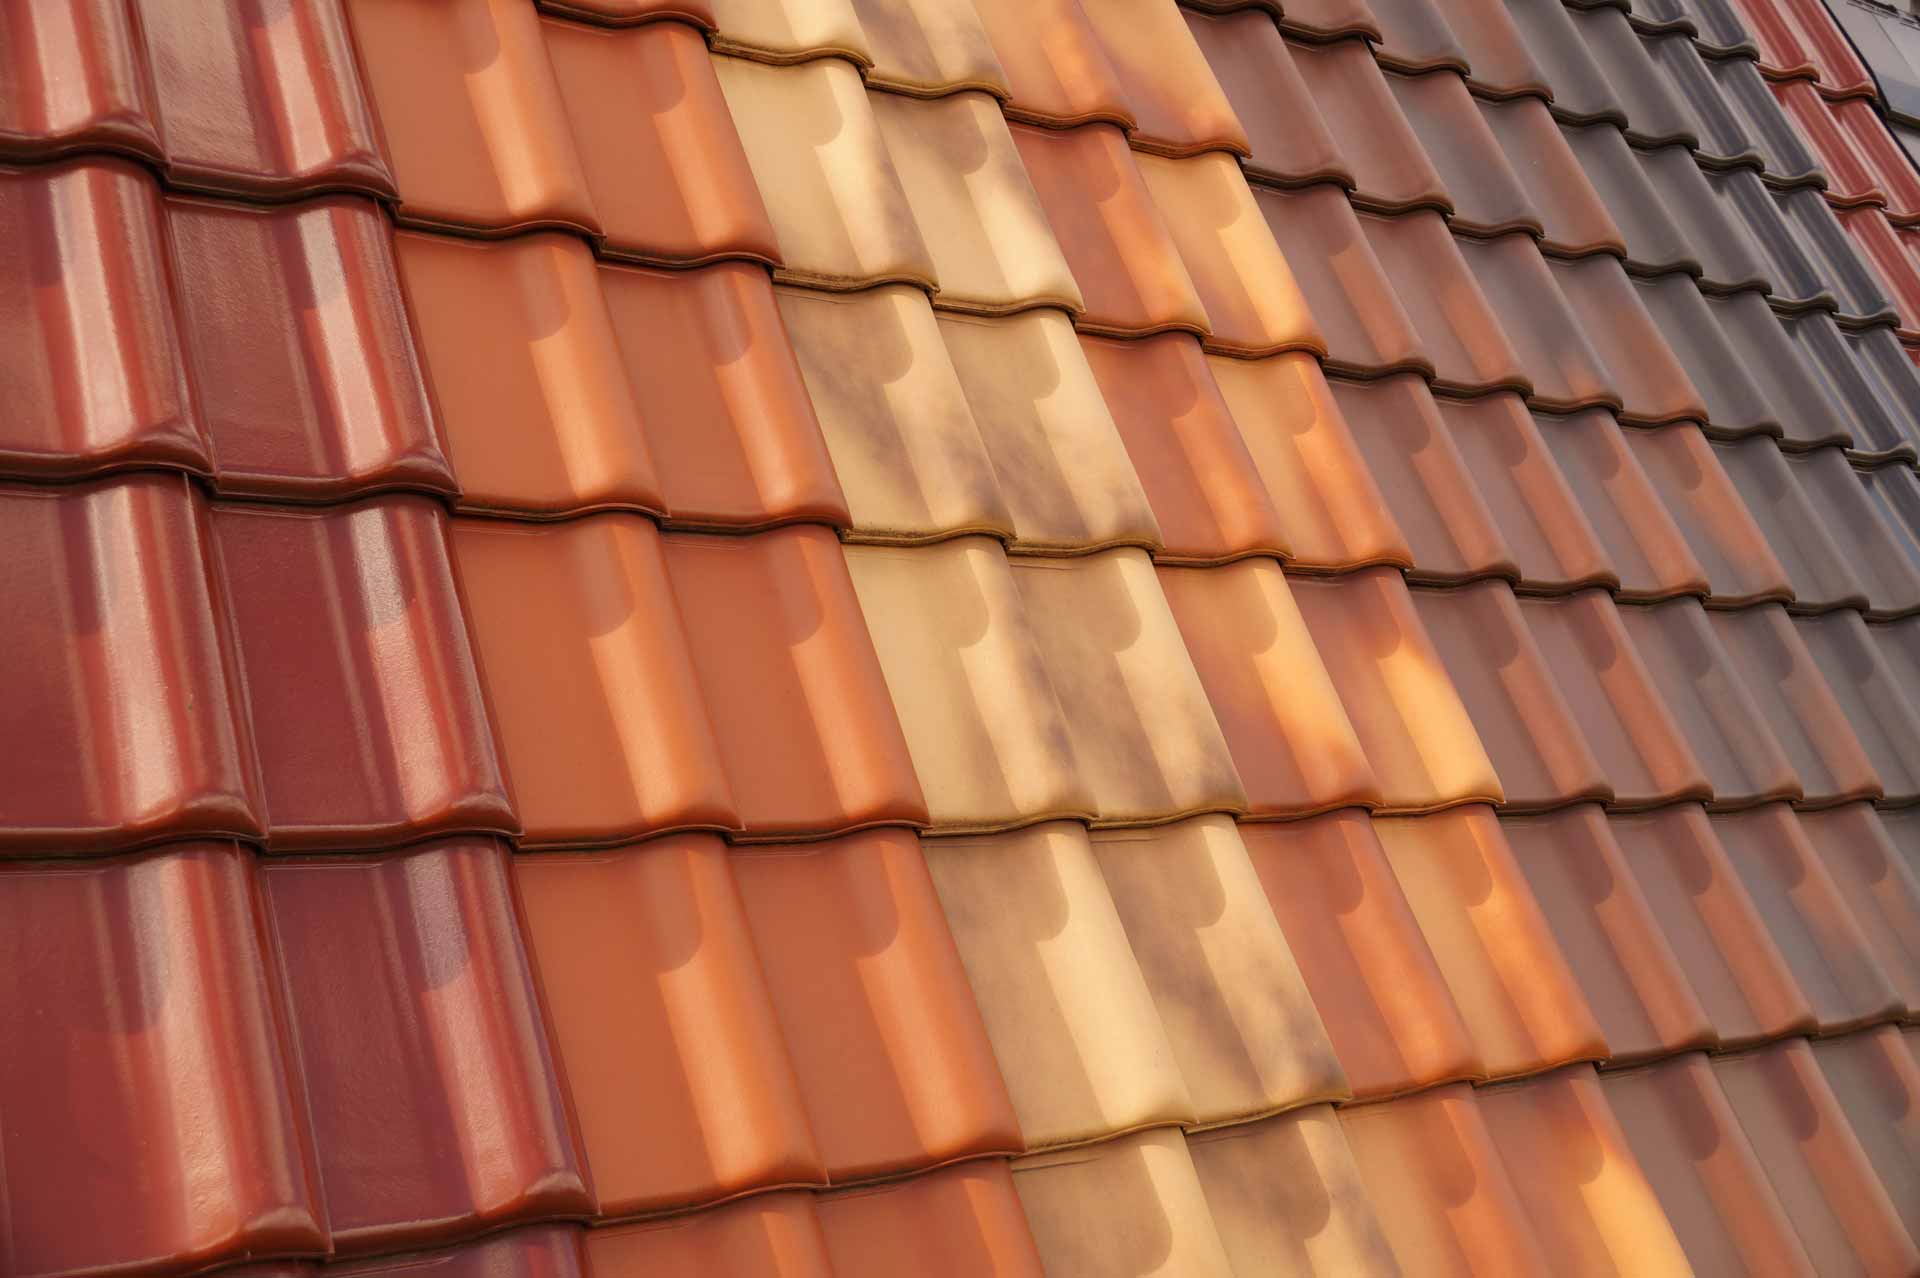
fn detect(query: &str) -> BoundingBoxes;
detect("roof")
[3,0,1920,1274]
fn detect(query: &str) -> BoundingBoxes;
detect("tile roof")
[8,0,1920,1272]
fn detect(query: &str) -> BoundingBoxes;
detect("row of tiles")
[12,470,1920,852]
[10,792,1918,1277]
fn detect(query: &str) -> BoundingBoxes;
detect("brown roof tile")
[924,822,1193,1146]
[1796,608,1920,804]
[817,1159,1044,1277]
[1550,252,1710,425]
[1254,184,1419,375]
[1507,0,1624,127]
[1012,1129,1235,1276]
[539,0,716,23]
[1365,0,1470,75]
[844,538,1094,832]
[1618,420,1794,606]
[1359,209,1531,396]
[1448,0,1556,99]
[333,1226,587,1278]
[1159,557,1382,818]
[1563,125,1769,289]
[1787,446,1920,617]
[1011,121,1209,337]
[972,0,1132,128]
[1391,70,1539,236]
[1584,9,1716,149]
[1080,0,1248,157]
[1502,805,1717,1065]
[1078,332,1289,563]
[1812,1026,1920,1242]
[846,0,1009,98]
[705,0,871,65]
[1453,233,1617,412]
[1288,38,1449,214]
[1244,810,1484,1099]
[1801,803,1920,1019]
[1183,12,1351,191]
[1252,0,1382,42]
[1716,437,1874,611]
[1480,98,1627,258]
[1609,804,1820,1047]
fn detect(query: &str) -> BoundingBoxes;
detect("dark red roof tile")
[973,0,1132,129]
[1774,77,1888,209]
[1391,69,1540,237]
[1801,803,1920,1018]
[1609,804,1819,1047]
[0,843,322,1278]
[0,474,262,853]
[1840,204,1920,338]
[1287,38,1449,214]
[585,1191,829,1277]
[1078,332,1290,563]
[1502,806,1717,1065]
[1452,233,1616,413]
[1243,811,1483,1098]
[1159,557,1382,818]
[0,0,162,165]
[263,840,589,1251]
[1812,1026,1920,1242]
[451,513,737,847]
[1184,12,1350,191]
[1550,253,1710,425]
[660,526,928,838]
[1618,420,1794,606]
[1364,0,1469,75]
[1727,0,1822,81]
[1602,1052,1821,1278]
[1446,0,1555,100]
[0,158,208,483]
[1796,607,1920,804]
[1479,99,1627,259]
[1253,184,1420,376]
[1831,96,1920,225]
[213,497,514,849]
[1081,0,1248,157]
[817,1159,1044,1277]
[1358,209,1530,396]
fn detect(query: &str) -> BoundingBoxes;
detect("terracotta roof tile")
[331,1226,587,1278]
[1251,0,1382,43]
[1453,234,1617,413]
[1635,279,1813,442]
[1078,332,1289,563]
[1502,805,1717,1065]
[1358,209,1533,395]
[1800,803,1920,1018]
[1391,69,1540,236]
[1609,804,1820,1046]
[1602,1052,1821,1278]
[1365,0,1470,75]
[1831,96,1920,225]
[972,0,1132,129]
[1338,1084,1553,1276]
[1011,1129,1235,1276]
[540,0,716,24]
[1254,184,1420,375]
[1243,810,1484,1099]
[1480,98,1627,257]
[1640,0,1758,55]
[1839,203,1920,336]
[1184,13,1351,190]
[1477,1065,1697,1277]
[1787,445,1920,617]
[585,1191,830,1276]
[868,90,1081,314]
[705,0,871,65]
[1089,816,1348,1122]
[845,0,1009,98]
[1650,31,1822,177]
[1159,557,1382,818]
[0,0,163,167]
[1796,607,1920,804]
[777,284,1011,544]
[212,497,515,849]
[1327,373,1516,583]
[1550,252,1711,424]
[924,822,1193,1146]
[715,55,934,289]
[1812,1026,1920,1242]
[1287,38,1449,214]
[935,309,1162,554]
[1079,0,1249,157]
[1448,0,1556,100]
[1617,420,1794,605]
[817,1159,1044,1276]
[1011,121,1209,337]
[1508,0,1625,128]
[844,538,1093,832]
[1711,1038,1920,1276]
[1205,352,1415,573]
[1009,549,1248,823]
[1774,77,1889,208]
[1185,1104,1402,1277]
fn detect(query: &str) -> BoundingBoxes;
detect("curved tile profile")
[1287,38,1448,215]
[1788,447,1920,618]
[730,829,1019,1177]
[539,17,779,266]
[1410,580,1612,811]
[513,837,825,1215]
[1434,395,1618,593]
[1291,568,1505,813]
[714,55,933,290]
[1187,1104,1402,1278]
[1390,69,1539,237]
[1783,312,1920,463]
[1831,96,1920,225]
[586,1192,830,1275]
[1617,421,1793,606]
[1711,1039,1920,1278]
[846,0,1009,99]
[212,498,515,849]
[0,844,323,1278]
[1183,11,1351,191]
[817,1159,1044,1277]
[1548,253,1710,426]
[1365,0,1469,75]
[1481,100,1626,259]
[1339,1085,1553,1278]
[1326,374,1516,584]
[324,1225,588,1278]
[1453,235,1617,413]
[1708,604,1884,806]
[1253,184,1422,377]
[1501,806,1716,1065]
[1009,548,1248,824]
[1446,0,1552,99]
[1533,407,1710,602]
[844,538,1093,832]
[0,475,262,853]
[660,527,927,838]
[923,822,1195,1147]
[1089,816,1348,1125]
[1773,78,1887,210]
[1563,125,1770,289]
[705,0,871,65]
[1374,806,1611,1080]
[1012,1129,1235,1278]
[1602,1052,1820,1278]
[451,513,738,847]
[0,0,162,165]
[1515,590,1713,810]
[1634,278,1814,443]
[1711,805,1904,1034]
[1078,333,1290,564]
[538,0,716,23]
[870,90,1081,316]
[1357,209,1531,397]
[1205,352,1414,574]
[1135,151,1322,357]
[1242,810,1484,1100]
[1813,1027,1920,1240]
[169,193,451,501]
[1159,557,1381,818]
[777,284,1011,544]
[1079,0,1248,157]
[1801,803,1920,1017]
[0,159,208,483]
[972,0,1133,129]
[1715,437,1873,612]
[1615,596,1804,809]
[262,841,590,1252]
[1797,607,1920,805]
[1477,1066,1696,1278]
[936,309,1161,555]
[346,0,597,237]
[1011,121,1209,338]
[1609,804,1819,1048]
